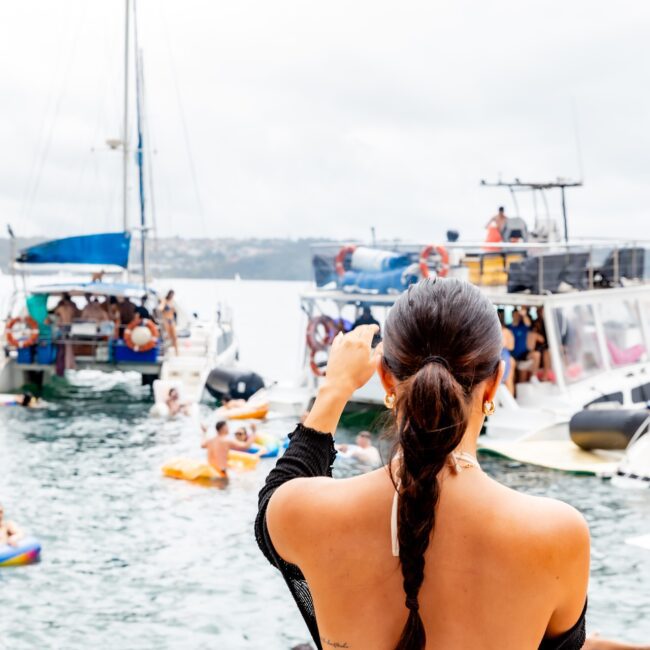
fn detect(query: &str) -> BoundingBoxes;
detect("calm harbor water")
[1,279,649,649]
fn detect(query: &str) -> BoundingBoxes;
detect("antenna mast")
[480,178,582,243]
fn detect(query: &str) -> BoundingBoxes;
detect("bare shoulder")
[266,471,382,564]
[485,477,590,560]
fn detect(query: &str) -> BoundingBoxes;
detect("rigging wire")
[23,2,89,224]
[18,3,80,224]
[158,0,208,235]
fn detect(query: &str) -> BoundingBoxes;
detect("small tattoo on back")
[321,639,350,649]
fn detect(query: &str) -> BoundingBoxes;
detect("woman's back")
[270,455,588,649]
[259,279,588,650]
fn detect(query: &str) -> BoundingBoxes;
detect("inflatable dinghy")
[206,367,264,401]
[570,409,650,451]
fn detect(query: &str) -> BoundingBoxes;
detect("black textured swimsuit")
[255,424,587,650]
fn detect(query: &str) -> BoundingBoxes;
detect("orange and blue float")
[0,537,41,567]
[245,433,281,458]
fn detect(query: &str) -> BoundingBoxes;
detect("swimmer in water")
[201,421,263,477]
[337,431,381,466]
[165,388,191,417]
[19,392,42,408]
[0,503,23,547]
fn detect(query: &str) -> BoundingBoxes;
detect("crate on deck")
[112,339,160,363]
[36,340,57,364]
[16,346,35,364]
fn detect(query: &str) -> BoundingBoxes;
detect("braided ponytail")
[382,278,502,650]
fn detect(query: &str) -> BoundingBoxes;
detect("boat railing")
[309,239,650,295]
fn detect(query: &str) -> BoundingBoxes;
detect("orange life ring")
[309,350,327,377]
[335,245,357,276]
[6,316,39,349]
[306,315,337,353]
[419,245,449,278]
[124,318,159,352]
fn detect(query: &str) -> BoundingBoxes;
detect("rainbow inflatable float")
[0,538,41,567]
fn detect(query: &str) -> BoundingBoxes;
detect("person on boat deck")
[160,290,179,356]
[498,309,516,395]
[256,279,645,650]
[81,293,106,321]
[105,296,122,338]
[135,295,153,322]
[509,307,532,361]
[53,293,78,327]
[165,388,191,417]
[353,305,381,346]
[117,296,137,333]
[337,430,381,466]
[528,307,552,382]
[0,503,24,547]
[486,205,509,238]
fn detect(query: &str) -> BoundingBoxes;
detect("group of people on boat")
[26,287,181,372]
[499,305,551,395]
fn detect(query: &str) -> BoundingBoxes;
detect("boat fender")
[570,409,650,451]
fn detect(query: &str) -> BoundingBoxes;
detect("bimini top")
[17,232,131,268]
[29,281,154,299]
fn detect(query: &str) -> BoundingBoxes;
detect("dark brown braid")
[382,278,502,649]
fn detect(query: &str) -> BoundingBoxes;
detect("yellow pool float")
[162,452,260,482]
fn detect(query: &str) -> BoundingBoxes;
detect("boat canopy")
[28,281,154,299]
[17,232,131,268]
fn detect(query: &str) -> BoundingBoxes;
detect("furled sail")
[17,232,131,268]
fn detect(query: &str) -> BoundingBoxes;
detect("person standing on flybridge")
[485,206,509,246]
[255,278,648,650]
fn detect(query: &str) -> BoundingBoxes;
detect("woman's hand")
[305,325,381,435]
[323,325,382,398]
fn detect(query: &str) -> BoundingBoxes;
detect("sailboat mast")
[122,0,130,233]
[135,9,148,289]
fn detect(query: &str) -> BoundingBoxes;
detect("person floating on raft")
[165,388,192,417]
[200,421,262,479]
[0,503,24,547]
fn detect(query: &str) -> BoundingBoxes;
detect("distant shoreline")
[0,236,333,282]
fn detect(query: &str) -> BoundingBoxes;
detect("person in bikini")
[160,290,179,356]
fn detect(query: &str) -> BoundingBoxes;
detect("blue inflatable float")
[0,537,41,567]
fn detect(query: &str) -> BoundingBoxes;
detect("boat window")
[631,382,650,404]
[552,304,604,383]
[599,299,647,368]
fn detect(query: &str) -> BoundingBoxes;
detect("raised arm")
[255,325,380,567]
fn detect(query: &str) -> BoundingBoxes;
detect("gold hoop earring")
[483,400,495,416]
[384,393,396,410]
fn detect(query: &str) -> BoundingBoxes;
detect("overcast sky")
[1,0,649,242]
